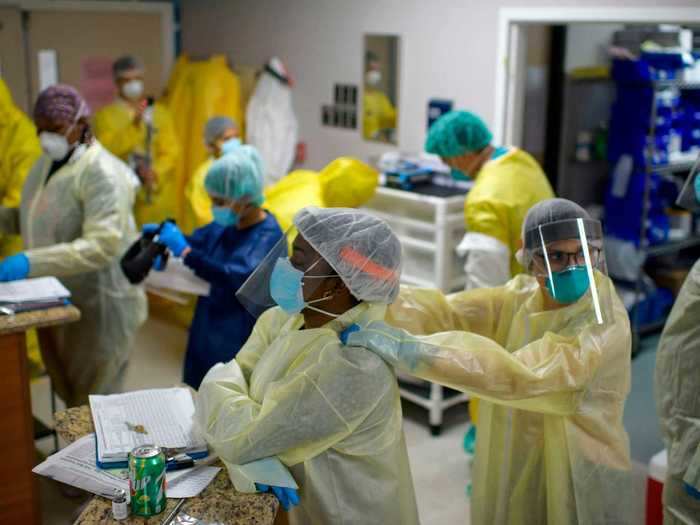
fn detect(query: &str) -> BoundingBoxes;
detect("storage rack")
[632,79,700,349]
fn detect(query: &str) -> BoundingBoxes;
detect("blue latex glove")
[158,221,189,257]
[0,253,30,282]
[142,223,160,236]
[339,324,360,345]
[256,483,300,511]
[685,482,700,500]
[153,255,166,272]
[347,320,423,371]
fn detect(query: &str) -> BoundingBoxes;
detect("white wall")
[181,0,699,169]
[565,23,625,73]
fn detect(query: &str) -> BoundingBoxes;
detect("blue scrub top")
[182,213,283,388]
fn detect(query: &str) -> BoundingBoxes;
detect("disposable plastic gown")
[655,259,700,524]
[0,79,41,256]
[246,72,298,185]
[195,302,419,525]
[164,55,244,222]
[182,214,283,389]
[465,148,554,276]
[265,161,378,241]
[93,99,180,226]
[362,89,397,140]
[0,142,147,406]
[352,273,632,525]
[184,158,214,233]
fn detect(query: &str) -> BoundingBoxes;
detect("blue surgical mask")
[221,138,241,156]
[546,266,590,304]
[212,206,239,227]
[450,168,470,181]
[269,257,338,316]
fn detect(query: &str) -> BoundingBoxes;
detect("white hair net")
[293,207,402,303]
[521,198,592,249]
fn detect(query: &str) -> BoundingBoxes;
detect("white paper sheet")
[89,388,207,462]
[38,49,58,91]
[0,276,70,303]
[32,434,129,500]
[145,258,210,296]
[33,434,218,501]
[167,466,221,499]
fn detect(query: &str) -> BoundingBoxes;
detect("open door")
[25,6,170,112]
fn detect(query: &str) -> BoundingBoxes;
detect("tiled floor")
[33,316,655,524]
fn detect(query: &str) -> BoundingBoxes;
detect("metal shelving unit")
[631,78,700,349]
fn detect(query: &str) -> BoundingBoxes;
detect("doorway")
[0,0,174,113]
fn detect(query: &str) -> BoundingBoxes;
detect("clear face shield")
[675,153,700,211]
[522,218,611,325]
[236,227,341,319]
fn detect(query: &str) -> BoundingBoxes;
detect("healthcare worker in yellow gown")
[94,55,179,225]
[195,207,419,525]
[184,116,241,233]
[348,198,633,525]
[0,85,146,407]
[0,79,42,256]
[655,173,700,524]
[656,258,700,524]
[362,54,397,142]
[426,110,554,290]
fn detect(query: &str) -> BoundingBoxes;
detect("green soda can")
[128,445,167,516]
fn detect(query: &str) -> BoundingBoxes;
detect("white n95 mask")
[122,79,144,101]
[39,131,70,161]
[366,70,382,86]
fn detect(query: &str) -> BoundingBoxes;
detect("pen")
[166,456,195,472]
[160,498,185,525]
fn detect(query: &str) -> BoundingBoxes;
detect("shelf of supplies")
[653,80,700,90]
[644,235,700,257]
[650,161,695,175]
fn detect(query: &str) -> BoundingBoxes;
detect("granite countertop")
[54,406,278,525]
[0,305,80,335]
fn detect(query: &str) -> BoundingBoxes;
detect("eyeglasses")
[532,247,601,273]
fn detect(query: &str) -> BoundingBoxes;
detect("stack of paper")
[33,434,129,499]
[145,258,211,299]
[0,276,70,313]
[89,388,208,468]
[33,434,220,500]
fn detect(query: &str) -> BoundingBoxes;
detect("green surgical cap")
[425,110,493,158]
[205,145,265,206]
